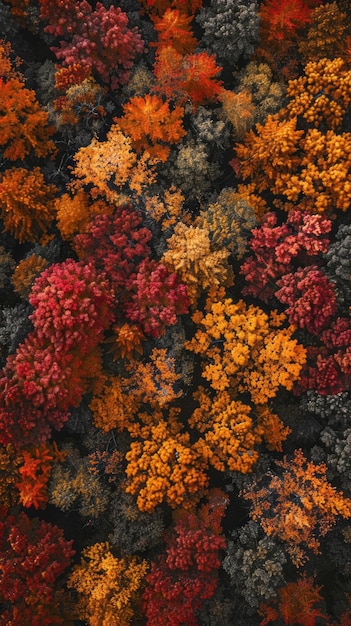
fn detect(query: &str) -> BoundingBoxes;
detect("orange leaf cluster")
[12,254,48,299]
[152,8,198,54]
[125,418,209,512]
[286,57,351,129]
[105,322,145,361]
[236,115,304,194]
[154,45,223,108]
[190,387,259,473]
[243,449,351,566]
[0,40,56,160]
[55,189,113,240]
[16,442,66,509]
[68,541,148,626]
[117,93,186,161]
[0,167,57,243]
[186,298,306,405]
[298,2,348,61]
[259,575,328,625]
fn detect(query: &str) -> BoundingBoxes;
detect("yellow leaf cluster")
[219,88,255,139]
[185,298,306,405]
[162,222,233,305]
[196,187,257,258]
[144,185,191,231]
[68,541,148,626]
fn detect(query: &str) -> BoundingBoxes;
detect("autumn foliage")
[143,490,227,625]
[0,508,74,625]
[1,2,351,625]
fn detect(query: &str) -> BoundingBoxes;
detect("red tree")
[124,258,189,338]
[39,0,144,88]
[0,507,74,625]
[143,489,228,625]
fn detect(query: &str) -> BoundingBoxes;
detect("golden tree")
[124,410,209,512]
[68,542,148,626]
[162,222,233,305]
[190,387,260,473]
[70,122,159,202]
[185,298,306,405]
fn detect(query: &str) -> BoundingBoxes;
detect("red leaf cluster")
[276,266,337,335]
[39,0,144,88]
[241,209,332,302]
[143,490,228,625]
[0,507,74,625]
[0,260,114,447]
[124,258,189,338]
[74,204,152,295]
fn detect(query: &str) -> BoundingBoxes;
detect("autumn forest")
[1,0,351,624]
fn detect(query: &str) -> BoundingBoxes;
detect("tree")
[242,449,351,566]
[240,209,332,302]
[275,266,337,335]
[117,93,186,161]
[125,412,208,512]
[162,222,232,305]
[124,258,189,338]
[152,8,198,54]
[0,508,74,625]
[154,46,223,107]
[185,297,306,405]
[68,542,147,626]
[39,1,144,89]
[0,167,57,243]
[0,40,56,160]
[74,204,152,295]
[143,489,227,626]
[259,575,328,626]
[70,122,159,202]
